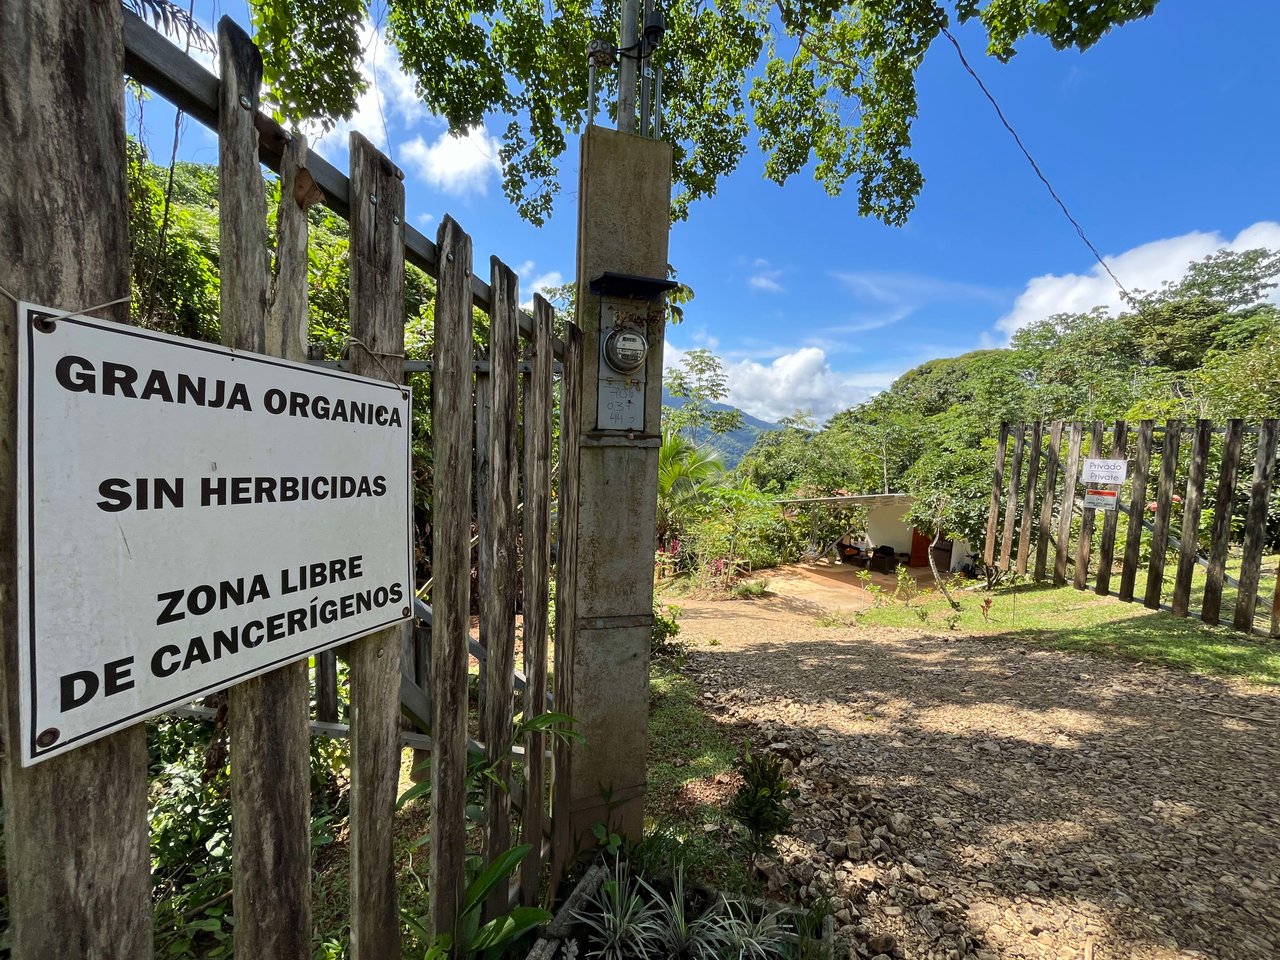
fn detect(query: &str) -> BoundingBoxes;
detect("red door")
[909,529,931,567]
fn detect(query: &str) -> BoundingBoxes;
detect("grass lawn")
[644,657,754,892]
[840,576,1280,685]
[648,659,738,811]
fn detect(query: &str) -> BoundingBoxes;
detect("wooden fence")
[983,418,1280,638]
[1,7,582,957]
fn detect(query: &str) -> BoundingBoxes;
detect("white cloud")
[749,272,784,293]
[725,348,898,423]
[516,262,565,309]
[748,261,785,294]
[661,344,893,423]
[822,270,1005,336]
[401,126,502,196]
[996,221,1280,338]
[416,212,435,228]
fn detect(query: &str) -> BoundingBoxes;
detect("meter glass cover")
[606,330,647,372]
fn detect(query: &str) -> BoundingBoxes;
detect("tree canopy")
[248,0,1164,224]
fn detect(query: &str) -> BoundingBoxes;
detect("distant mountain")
[661,390,781,468]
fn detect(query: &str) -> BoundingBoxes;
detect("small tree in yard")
[903,421,995,608]
[664,348,744,447]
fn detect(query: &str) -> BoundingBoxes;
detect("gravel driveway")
[672,587,1280,960]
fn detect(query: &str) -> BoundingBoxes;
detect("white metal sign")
[1082,458,1127,485]
[1083,488,1119,511]
[16,305,413,765]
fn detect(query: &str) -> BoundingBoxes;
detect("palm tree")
[656,431,724,551]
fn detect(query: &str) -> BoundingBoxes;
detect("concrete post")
[558,125,671,850]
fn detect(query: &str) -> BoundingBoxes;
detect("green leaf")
[458,844,532,922]
[471,906,552,951]
[397,778,432,810]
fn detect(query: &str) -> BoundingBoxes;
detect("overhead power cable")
[940,26,1131,303]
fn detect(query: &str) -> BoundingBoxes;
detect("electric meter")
[603,328,649,374]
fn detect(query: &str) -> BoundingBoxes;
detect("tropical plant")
[402,846,552,960]
[681,479,791,584]
[664,349,744,446]
[246,0,1167,227]
[703,899,790,960]
[121,0,216,51]
[651,602,684,657]
[657,430,724,551]
[639,867,728,960]
[573,859,665,960]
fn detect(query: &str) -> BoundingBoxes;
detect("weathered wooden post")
[0,3,153,955]
[217,19,315,958]
[430,213,474,936]
[553,124,672,870]
[347,133,408,958]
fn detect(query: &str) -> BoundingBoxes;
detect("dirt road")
[671,569,1280,960]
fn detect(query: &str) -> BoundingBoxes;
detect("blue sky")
[153,0,1280,423]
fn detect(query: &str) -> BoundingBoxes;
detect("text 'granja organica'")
[54,356,403,427]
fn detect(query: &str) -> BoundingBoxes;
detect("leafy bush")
[652,603,684,657]
[147,709,351,959]
[730,579,769,600]
[726,747,798,860]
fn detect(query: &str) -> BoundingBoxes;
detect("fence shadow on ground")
[686,627,1280,959]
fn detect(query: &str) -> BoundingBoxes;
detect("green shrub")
[726,746,798,860]
[652,603,684,656]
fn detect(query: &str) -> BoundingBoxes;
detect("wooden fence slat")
[429,214,475,937]
[316,651,339,722]
[1119,420,1154,602]
[1015,422,1041,575]
[410,620,432,783]
[0,3,153,955]
[219,21,312,959]
[481,260,520,919]
[1271,560,1280,639]
[1172,420,1211,617]
[998,424,1024,571]
[1034,421,1063,581]
[1054,422,1083,586]
[347,133,407,960]
[1095,421,1127,596]
[519,295,555,904]
[1233,419,1279,632]
[550,324,584,885]
[983,425,1008,566]
[1144,421,1182,610]
[474,371,492,726]
[1073,422,1105,589]
[1203,420,1244,625]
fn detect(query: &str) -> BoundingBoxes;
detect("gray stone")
[867,932,897,954]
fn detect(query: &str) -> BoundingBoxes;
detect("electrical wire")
[940,26,1131,303]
